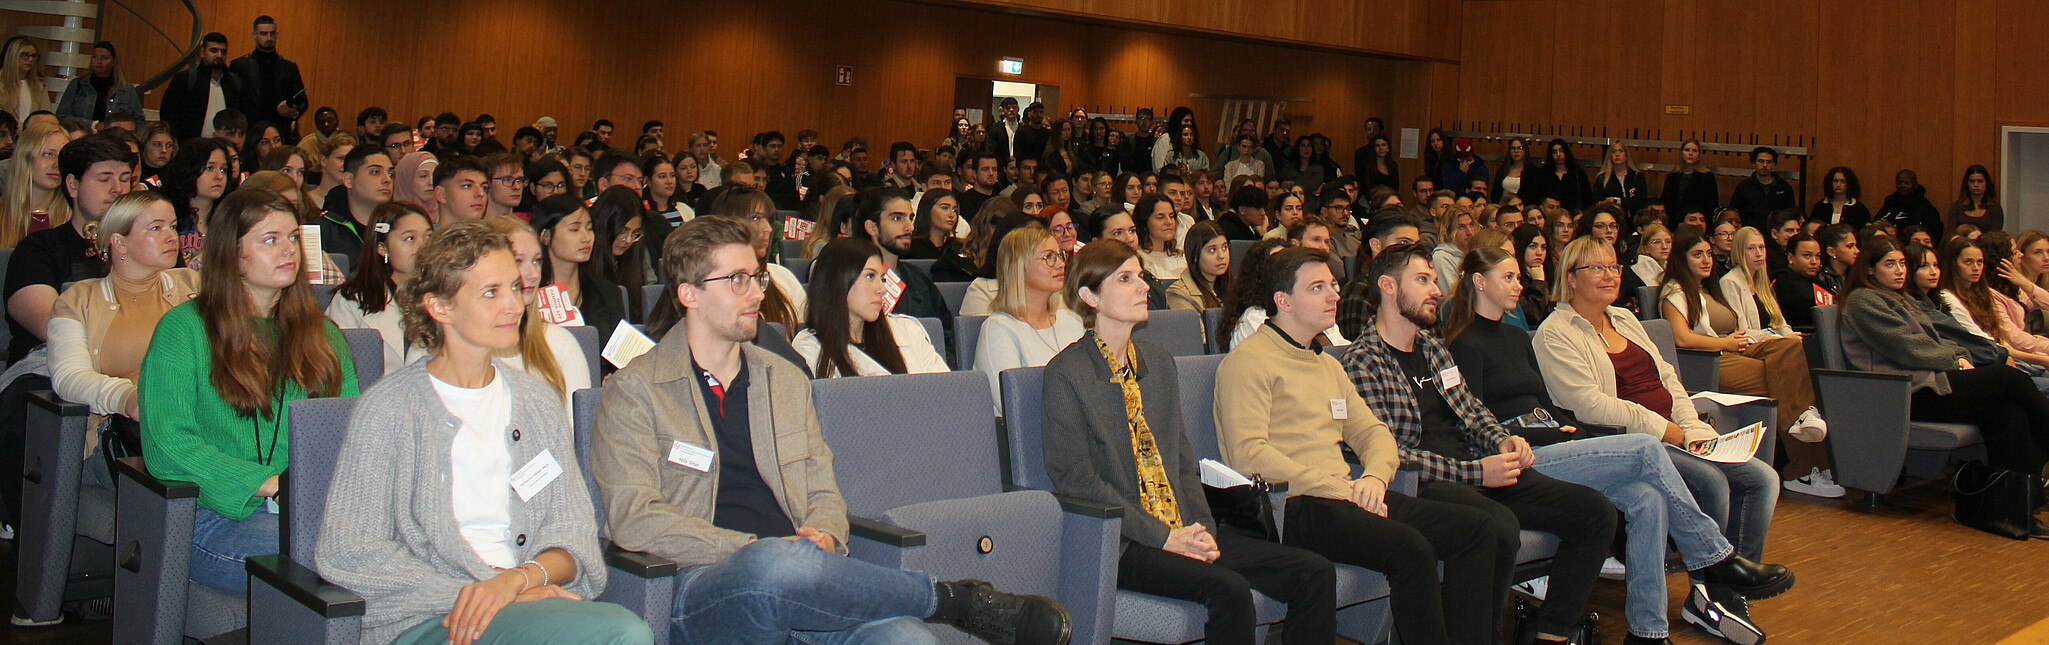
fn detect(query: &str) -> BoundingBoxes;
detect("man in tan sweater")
[1214,247,1498,645]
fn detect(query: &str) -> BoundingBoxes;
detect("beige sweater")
[1215,324,1398,500]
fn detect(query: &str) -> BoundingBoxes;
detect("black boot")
[2029,517,2049,540]
[929,579,1073,645]
[1681,583,1766,644]
[1693,554,1795,600]
[1623,636,1672,645]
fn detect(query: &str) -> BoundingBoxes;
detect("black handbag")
[1202,474,1281,542]
[1951,461,2041,540]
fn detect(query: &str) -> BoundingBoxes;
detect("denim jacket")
[54,77,142,123]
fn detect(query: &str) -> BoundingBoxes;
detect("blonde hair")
[0,123,72,246]
[1729,226,1787,328]
[0,39,50,116]
[479,215,568,395]
[1549,236,1616,304]
[97,191,168,258]
[1596,141,1637,185]
[992,224,1057,318]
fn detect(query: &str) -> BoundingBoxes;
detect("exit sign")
[1000,57,1023,75]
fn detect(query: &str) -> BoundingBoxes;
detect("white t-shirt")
[432,369,516,569]
[791,314,951,377]
[975,309,1086,411]
[495,323,593,414]
[1227,307,1349,351]
[202,77,227,137]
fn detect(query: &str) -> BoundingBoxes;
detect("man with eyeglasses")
[228,15,307,139]
[425,111,461,156]
[1727,147,1794,231]
[318,145,391,259]
[481,152,524,219]
[591,215,1071,645]
[160,32,249,141]
[587,151,644,207]
[378,122,415,160]
[432,155,491,227]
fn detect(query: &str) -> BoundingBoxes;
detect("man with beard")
[228,16,307,138]
[159,32,249,141]
[850,187,951,341]
[1338,243,1616,645]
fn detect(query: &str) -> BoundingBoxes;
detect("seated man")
[1340,243,1616,643]
[591,216,1070,645]
[1214,247,1496,645]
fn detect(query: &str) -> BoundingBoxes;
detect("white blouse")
[494,323,593,415]
[326,292,424,376]
[791,314,951,378]
[974,309,1086,409]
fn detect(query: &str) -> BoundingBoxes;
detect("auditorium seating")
[13,391,112,626]
[570,389,689,645]
[1809,304,1985,505]
[338,328,385,389]
[112,457,246,644]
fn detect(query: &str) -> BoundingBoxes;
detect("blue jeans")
[1666,449,1778,563]
[189,506,279,594]
[1535,433,1734,638]
[670,538,940,644]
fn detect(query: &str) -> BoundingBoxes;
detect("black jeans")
[1914,365,2049,475]
[1282,493,1496,645]
[1418,469,1618,639]
[1117,529,1336,645]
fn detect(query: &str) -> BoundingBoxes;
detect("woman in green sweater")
[139,187,357,594]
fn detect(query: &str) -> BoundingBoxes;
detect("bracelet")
[525,560,551,589]
[504,566,533,592]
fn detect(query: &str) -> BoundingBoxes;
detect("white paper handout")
[299,225,326,284]
[601,321,658,369]
[1199,458,1255,488]
[1689,391,1769,407]
[1686,422,1767,464]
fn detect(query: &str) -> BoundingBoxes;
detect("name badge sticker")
[510,449,564,503]
[668,440,715,472]
[1330,398,1349,420]
[1438,366,1464,390]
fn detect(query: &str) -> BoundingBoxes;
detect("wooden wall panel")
[945,0,1460,61]
[1452,0,2049,217]
[2,0,1439,166]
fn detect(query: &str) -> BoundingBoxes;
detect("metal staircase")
[0,0,201,119]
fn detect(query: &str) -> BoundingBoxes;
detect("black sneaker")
[930,579,1072,645]
[1694,554,1795,600]
[1681,584,1765,645]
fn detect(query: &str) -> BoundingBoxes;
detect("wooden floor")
[0,479,2039,644]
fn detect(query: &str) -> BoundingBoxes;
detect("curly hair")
[401,221,512,352]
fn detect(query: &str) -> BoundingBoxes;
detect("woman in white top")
[316,220,650,645]
[0,38,50,119]
[974,224,1084,403]
[327,202,434,374]
[1630,223,1671,287]
[1935,237,2049,367]
[795,238,949,377]
[1133,194,1186,280]
[480,216,592,411]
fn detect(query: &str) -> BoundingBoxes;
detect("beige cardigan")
[1531,303,1717,443]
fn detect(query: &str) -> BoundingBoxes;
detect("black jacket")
[1772,266,1834,332]
[1728,176,1796,230]
[1528,166,1594,212]
[1596,171,1650,214]
[1659,169,1718,217]
[158,65,250,142]
[1808,199,1871,228]
[229,49,308,137]
[1874,191,1944,234]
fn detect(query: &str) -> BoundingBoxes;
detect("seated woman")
[0,123,72,248]
[795,238,949,377]
[1134,194,1186,280]
[1220,238,1345,350]
[1165,221,1230,312]
[1510,224,1552,331]
[327,202,435,374]
[707,187,805,336]
[139,188,358,594]
[1442,245,1795,644]
[958,213,1038,318]
[904,188,960,261]
[1043,239,1337,645]
[1659,228,1833,498]
[529,195,627,341]
[1631,223,1672,291]
[1839,237,2049,537]
[1917,242,2027,376]
[973,224,1083,402]
[314,221,653,645]
[479,216,594,412]
[1533,237,1791,605]
[41,192,196,507]
[1935,238,2049,372]
[587,186,651,321]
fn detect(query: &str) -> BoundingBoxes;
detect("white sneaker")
[0,523,13,540]
[1783,467,1847,498]
[1512,576,1549,600]
[1600,557,1627,580]
[1788,406,1827,442]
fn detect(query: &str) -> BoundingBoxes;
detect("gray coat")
[314,359,606,645]
[1042,332,1215,549]
[1840,288,1963,395]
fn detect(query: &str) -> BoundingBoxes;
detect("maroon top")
[1609,339,1673,420]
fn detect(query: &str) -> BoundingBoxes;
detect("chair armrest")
[112,456,197,500]
[1265,480,1289,494]
[603,543,678,578]
[1053,494,1122,519]
[22,390,86,487]
[849,515,926,548]
[246,554,366,618]
[25,389,85,417]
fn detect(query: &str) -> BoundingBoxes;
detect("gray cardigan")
[1042,333,1215,549]
[1839,288,1962,395]
[314,359,606,645]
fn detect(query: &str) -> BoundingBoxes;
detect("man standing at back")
[158,32,245,141]
[592,216,1070,645]
[229,16,307,139]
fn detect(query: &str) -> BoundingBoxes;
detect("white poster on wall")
[1399,128,1420,159]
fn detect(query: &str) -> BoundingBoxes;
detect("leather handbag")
[1202,474,1281,542]
[1951,461,2041,540]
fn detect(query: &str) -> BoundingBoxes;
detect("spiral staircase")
[0,0,201,120]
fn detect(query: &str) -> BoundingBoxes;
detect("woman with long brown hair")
[1165,220,1230,312]
[138,188,358,594]
[479,215,589,409]
[329,202,435,374]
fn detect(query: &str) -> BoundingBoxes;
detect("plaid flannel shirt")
[1336,277,1377,340]
[1341,326,1512,485]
